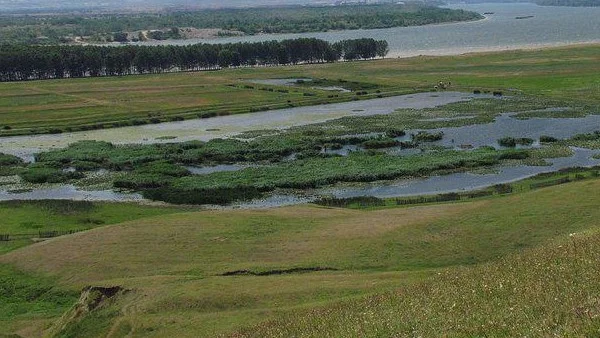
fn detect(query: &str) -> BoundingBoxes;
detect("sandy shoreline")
[386,40,600,59]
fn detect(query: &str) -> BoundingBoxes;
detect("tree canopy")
[0,38,389,81]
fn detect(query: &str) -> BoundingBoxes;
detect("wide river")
[123,3,600,58]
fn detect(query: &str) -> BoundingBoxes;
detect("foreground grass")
[0,264,78,337]
[1,43,598,135]
[2,178,600,336]
[237,228,600,337]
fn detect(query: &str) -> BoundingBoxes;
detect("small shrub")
[199,112,218,119]
[539,135,558,143]
[412,131,443,142]
[20,165,83,183]
[385,129,406,138]
[315,196,385,208]
[571,131,600,141]
[498,137,534,148]
[498,150,529,160]
[361,138,399,149]
[493,184,513,194]
[0,153,23,166]
[131,119,147,126]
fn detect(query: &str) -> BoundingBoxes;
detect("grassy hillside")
[237,220,600,337]
[2,178,600,336]
[1,43,598,135]
[0,201,182,254]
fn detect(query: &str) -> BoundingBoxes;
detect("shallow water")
[219,148,600,209]
[248,78,312,86]
[311,148,600,200]
[312,86,351,93]
[419,116,476,122]
[4,109,600,205]
[228,193,314,209]
[120,3,600,58]
[0,92,475,161]
[2,148,598,205]
[0,185,143,202]
[322,145,360,156]
[425,113,600,149]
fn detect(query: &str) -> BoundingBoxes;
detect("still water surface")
[123,3,600,58]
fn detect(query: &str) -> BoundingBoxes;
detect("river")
[119,3,600,58]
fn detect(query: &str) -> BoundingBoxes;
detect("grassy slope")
[1,44,598,134]
[2,178,600,336]
[238,224,600,337]
[0,201,182,255]
[0,264,79,338]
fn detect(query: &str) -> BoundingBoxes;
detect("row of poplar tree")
[0,38,388,81]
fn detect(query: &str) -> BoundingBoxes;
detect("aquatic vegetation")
[143,149,525,204]
[20,165,83,184]
[0,153,25,176]
[497,137,534,148]
[0,153,22,166]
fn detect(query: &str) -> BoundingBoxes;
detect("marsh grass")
[153,149,519,204]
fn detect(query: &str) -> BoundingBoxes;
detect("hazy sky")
[0,0,336,12]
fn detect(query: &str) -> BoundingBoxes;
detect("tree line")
[0,38,388,82]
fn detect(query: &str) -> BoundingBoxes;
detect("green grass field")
[0,201,183,255]
[1,44,598,135]
[2,177,600,336]
[237,217,600,337]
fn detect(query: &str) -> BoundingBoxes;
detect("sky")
[0,0,337,12]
